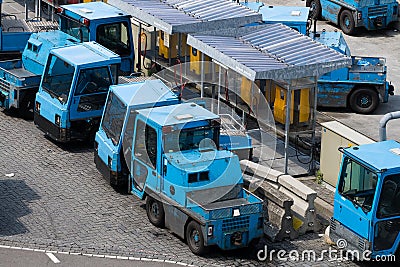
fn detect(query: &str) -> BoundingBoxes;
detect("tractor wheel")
[18,93,35,119]
[146,196,165,227]
[340,10,356,35]
[186,221,207,255]
[307,0,322,20]
[349,88,379,114]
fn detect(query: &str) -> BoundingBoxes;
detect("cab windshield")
[42,54,75,104]
[338,157,378,212]
[101,92,126,145]
[163,126,219,153]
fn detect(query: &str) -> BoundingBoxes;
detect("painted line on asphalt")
[0,244,196,266]
[46,252,61,264]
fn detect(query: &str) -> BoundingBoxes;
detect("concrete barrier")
[278,175,321,234]
[241,160,322,238]
[243,174,298,241]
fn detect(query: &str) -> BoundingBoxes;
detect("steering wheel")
[82,82,97,94]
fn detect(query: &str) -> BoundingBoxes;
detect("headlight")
[55,114,61,126]
[207,225,213,236]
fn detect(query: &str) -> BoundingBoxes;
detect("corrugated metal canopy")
[187,24,352,81]
[107,0,261,34]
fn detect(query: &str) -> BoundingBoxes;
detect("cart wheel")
[18,93,35,119]
[349,88,379,114]
[307,0,322,20]
[186,221,207,255]
[340,10,356,35]
[146,196,165,227]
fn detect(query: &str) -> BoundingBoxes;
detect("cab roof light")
[81,18,90,27]
[56,7,64,14]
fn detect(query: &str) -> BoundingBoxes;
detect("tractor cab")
[57,2,134,74]
[330,140,400,259]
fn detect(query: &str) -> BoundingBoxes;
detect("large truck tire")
[349,88,379,114]
[307,0,322,20]
[340,10,356,35]
[186,221,207,255]
[146,196,165,227]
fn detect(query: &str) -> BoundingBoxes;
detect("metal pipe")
[200,53,204,98]
[218,67,222,114]
[25,0,28,20]
[379,111,400,141]
[137,23,142,72]
[284,82,292,174]
[310,77,318,173]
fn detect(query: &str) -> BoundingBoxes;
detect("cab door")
[69,66,112,121]
[372,173,400,255]
[334,157,375,239]
[130,118,160,199]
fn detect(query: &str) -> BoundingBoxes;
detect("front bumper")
[205,216,263,250]
[329,218,371,259]
[94,151,127,186]
[34,111,70,142]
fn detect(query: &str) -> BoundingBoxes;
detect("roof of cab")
[61,2,129,20]
[111,80,178,107]
[51,41,121,67]
[241,2,309,23]
[138,102,219,127]
[343,140,400,172]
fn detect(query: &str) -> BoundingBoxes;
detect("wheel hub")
[360,95,371,107]
[151,203,159,217]
[191,230,200,247]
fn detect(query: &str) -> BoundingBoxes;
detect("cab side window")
[134,120,157,169]
[377,174,400,218]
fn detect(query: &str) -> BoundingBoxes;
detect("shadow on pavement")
[0,179,40,236]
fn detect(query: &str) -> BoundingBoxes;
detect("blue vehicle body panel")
[332,140,400,258]
[0,31,78,109]
[341,141,400,172]
[60,2,134,73]
[220,134,251,151]
[241,2,309,34]
[95,80,180,178]
[34,42,121,141]
[50,42,121,70]
[0,31,31,53]
[49,42,120,121]
[320,0,399,31]
[313,30,390,109]
[62,2,130,21]
[128,102,263,251]
[138,102,219,128]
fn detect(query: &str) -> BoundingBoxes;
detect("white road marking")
[0,245,197,266]
[46,252,60,264]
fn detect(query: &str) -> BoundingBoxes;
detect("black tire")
[186,221,207,255]
[146,197,165,227]
[349,88,379,114]
[307,0,322,20]
[18,93,35,119]
[339,10,356,35]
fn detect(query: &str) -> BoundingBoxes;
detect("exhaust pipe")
[379,111,400,141]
